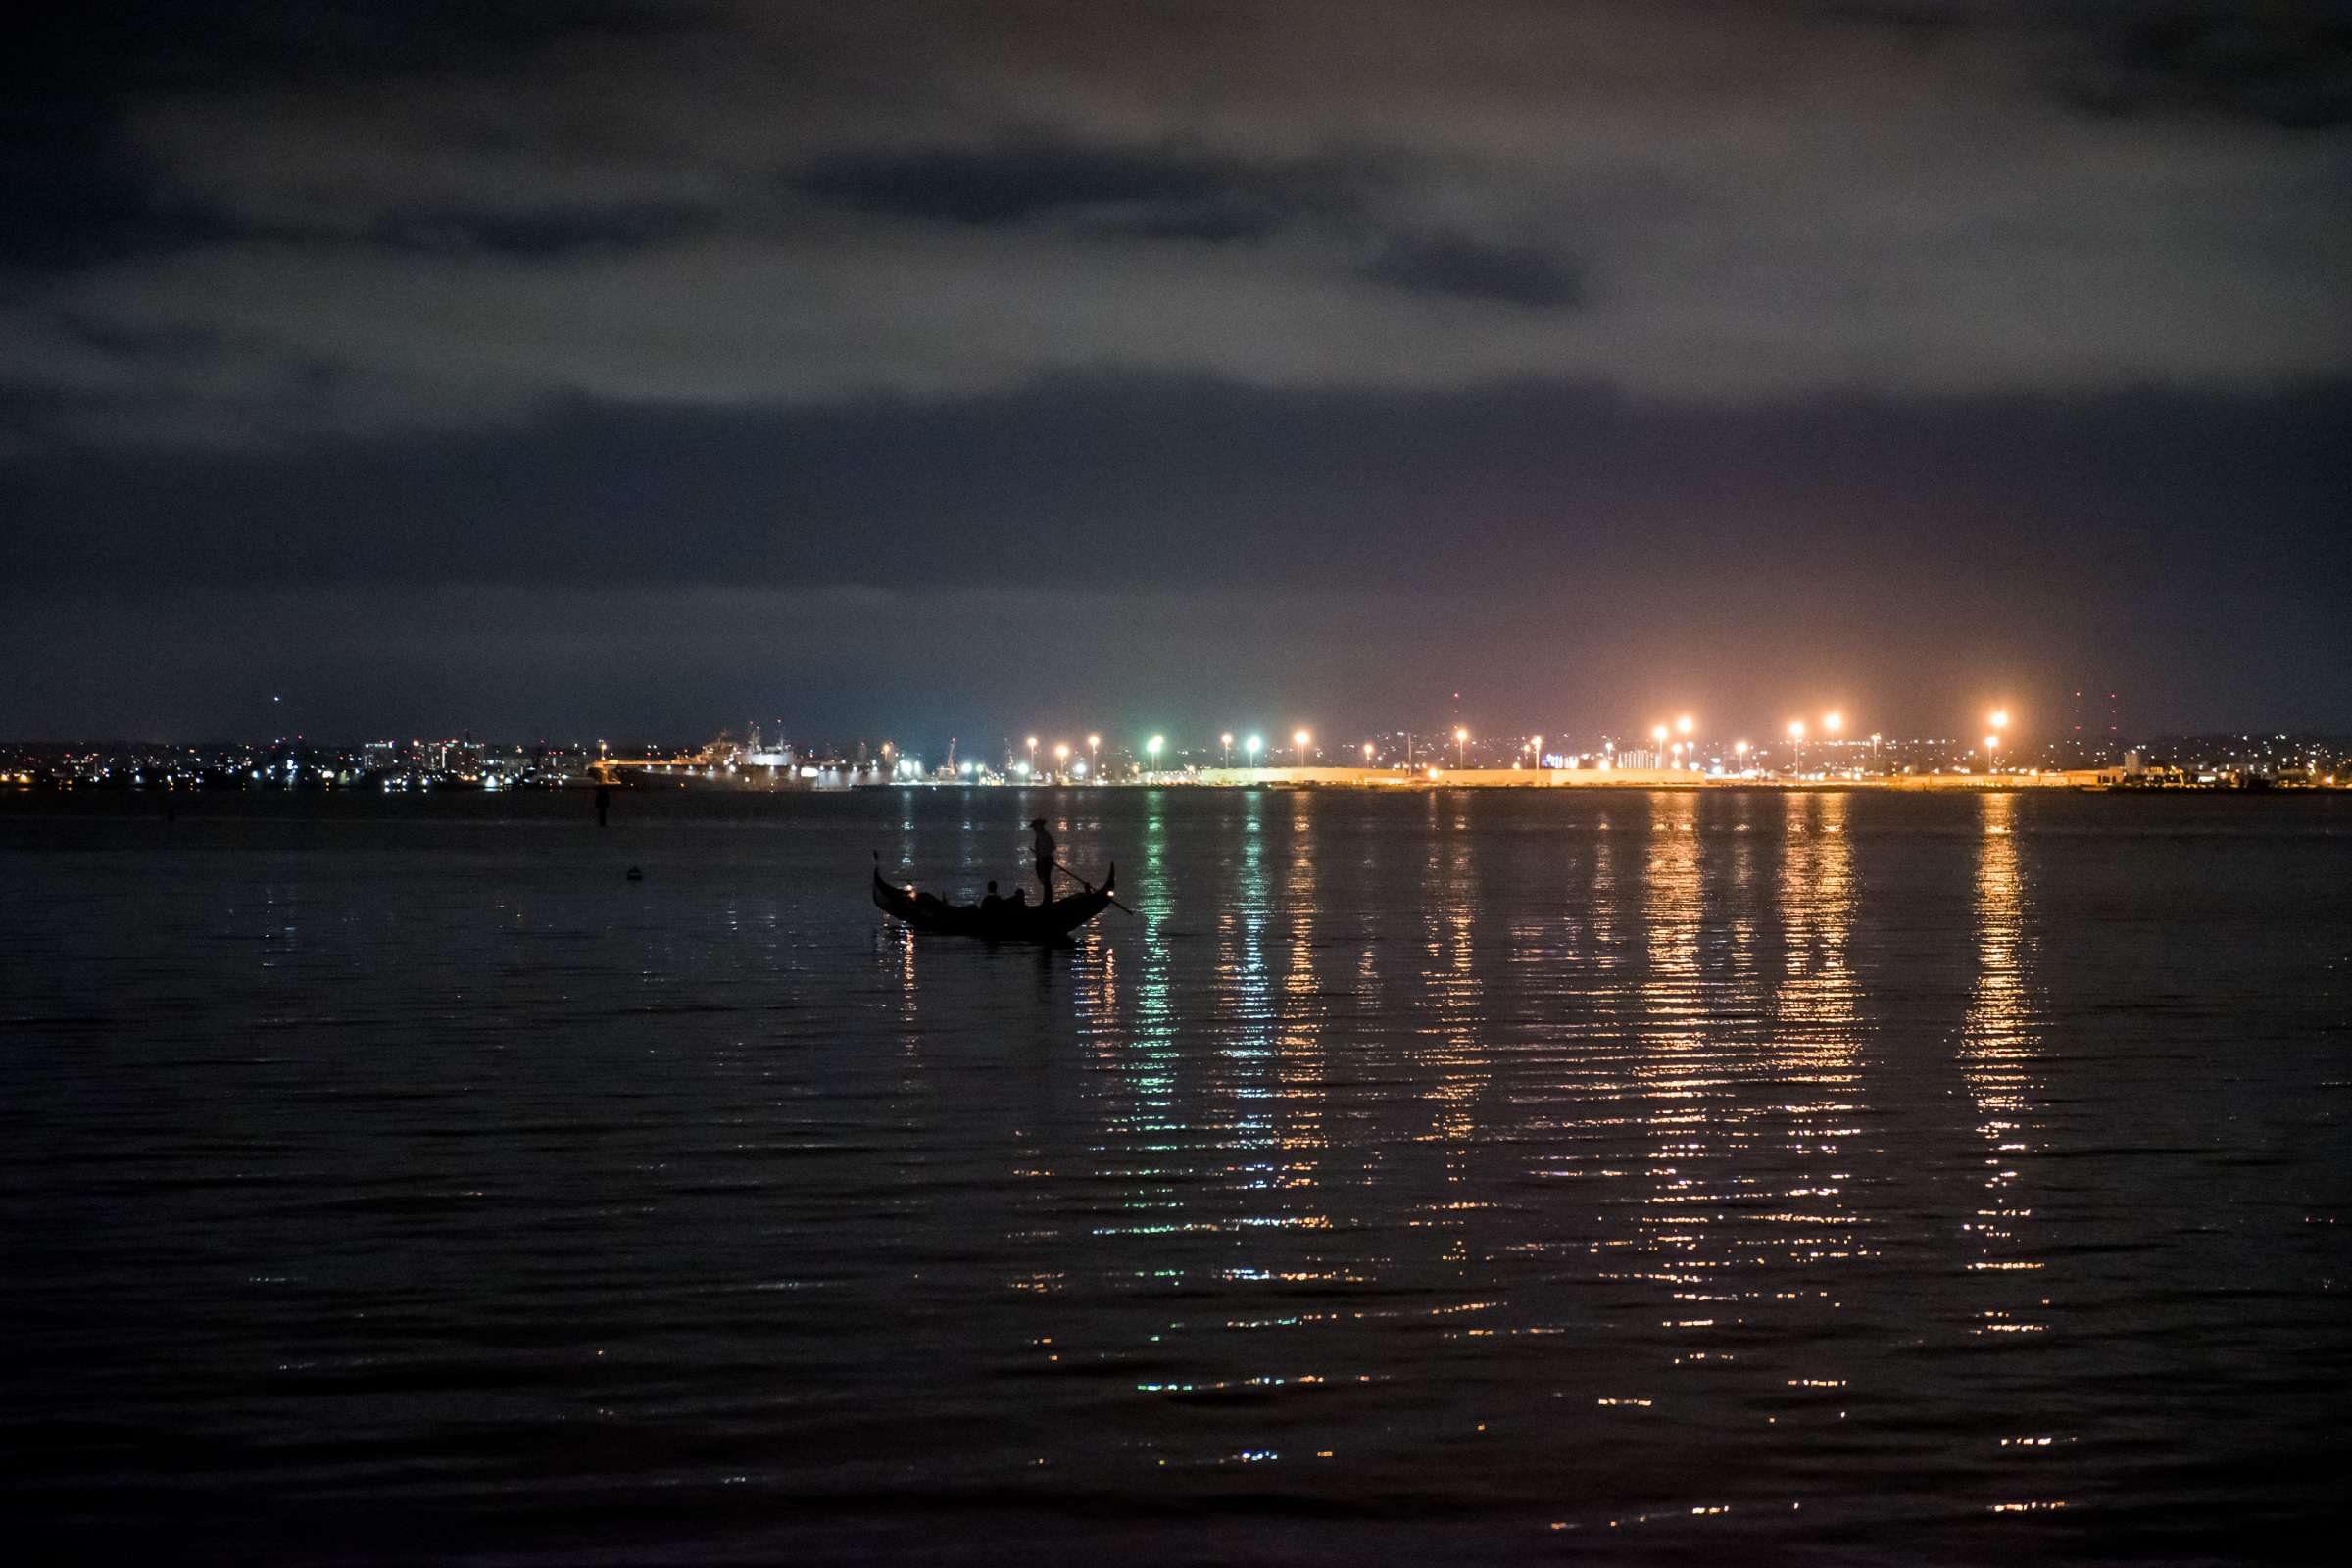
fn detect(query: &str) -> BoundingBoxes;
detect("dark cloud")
[365,202,725,257]
[797,143,1583,306]
[795,141,1378,237]
[1360,231,1583,307]
[9,0,2348,437]
[6,374,2343,601]
[0,0,708,273]
[2071,4,2352,129]
[31,0,694,95]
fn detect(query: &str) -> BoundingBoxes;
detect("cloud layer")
[5,1,2347,736]
[7,0,2349,446]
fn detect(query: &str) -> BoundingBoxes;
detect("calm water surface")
[3,788,2347,1563]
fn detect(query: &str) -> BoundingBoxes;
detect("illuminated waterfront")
[4,787,2346,1561]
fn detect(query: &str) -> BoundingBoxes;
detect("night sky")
[7,1,2349,745]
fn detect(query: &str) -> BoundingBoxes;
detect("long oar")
[1052,860,1134,915]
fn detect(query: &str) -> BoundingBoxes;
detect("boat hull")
[872,867,1115,942]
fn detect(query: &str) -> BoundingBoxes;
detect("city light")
[1455,726,1469,768]
[34,715,2347,796]
[1677,714,1693,737]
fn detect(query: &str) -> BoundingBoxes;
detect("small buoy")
[625,866,644,881]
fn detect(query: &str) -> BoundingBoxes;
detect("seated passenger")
[979,879,1003,914]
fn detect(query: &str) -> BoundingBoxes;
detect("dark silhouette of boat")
[872,858,1117,942]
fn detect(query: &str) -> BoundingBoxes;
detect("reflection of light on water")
[1954,797,2067,1526]
[1126,794,1180,1177]
[1064,795,1188,1254]
[1760,795,1868,1274]
[1418,807,1488,1162]
[1635,791,1711,1269]
[1615,792,1875,1329]
[1774,793,1861,1079]
[1274,794,1327,1192]
[1962,792,2047,1308]
[1217,792,1274,1154]
[1591,791,1878,1430]
[1757,794,1872,1294]
[1724,794,1759,986]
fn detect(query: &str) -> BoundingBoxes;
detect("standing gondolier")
[1030,817,1056,905]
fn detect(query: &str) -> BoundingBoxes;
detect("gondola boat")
[872,858,1116,942]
